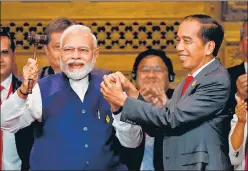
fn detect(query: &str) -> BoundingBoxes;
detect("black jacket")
[227,62,246,115]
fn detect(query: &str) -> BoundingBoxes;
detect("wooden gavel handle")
[27,43,38,94]
[27,79,34,94]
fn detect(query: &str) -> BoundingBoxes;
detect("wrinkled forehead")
[61,30,93,48]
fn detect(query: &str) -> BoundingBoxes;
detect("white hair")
[60,24,97,48]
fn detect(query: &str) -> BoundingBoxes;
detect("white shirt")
[1,74,142,148]
[1,74,22,170]
[190,58,216,78]
[229,112,247,170]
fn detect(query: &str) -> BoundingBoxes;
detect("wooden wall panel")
[1,1,246,88]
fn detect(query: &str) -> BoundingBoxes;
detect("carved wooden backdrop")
[1,1,247,87]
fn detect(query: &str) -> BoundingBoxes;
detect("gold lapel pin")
[106,115,110,124]
[191,80,197,87]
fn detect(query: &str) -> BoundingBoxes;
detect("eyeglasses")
[138,65,167,73]
[61,46,94,56]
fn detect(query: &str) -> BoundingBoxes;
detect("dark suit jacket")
[121,59,232,170]
[227,62,246,115]
[12,74,34,170]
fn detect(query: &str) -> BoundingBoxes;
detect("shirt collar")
[1,73,12,90]
[69,75,89,88]
[189,58,216,78]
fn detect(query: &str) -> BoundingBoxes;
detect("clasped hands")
[100,72,168,112]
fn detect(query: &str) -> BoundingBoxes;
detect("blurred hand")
[100,75,127,110]
[21,58,39,93]
[235,96,247,124]
[236,74,248,100]
[140,82,168,107]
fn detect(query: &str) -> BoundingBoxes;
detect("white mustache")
[67,59,86,65]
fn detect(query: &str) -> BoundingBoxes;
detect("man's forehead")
[62,31,93,46]
[139,55,165,65]
[0,36,11,49]
[178,20,201,36]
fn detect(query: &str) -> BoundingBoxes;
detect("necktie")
[181,75,194,96]
[0,85,4,170]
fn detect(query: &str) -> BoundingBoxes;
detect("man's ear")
[205,41,215,56]
[92,48,100,63]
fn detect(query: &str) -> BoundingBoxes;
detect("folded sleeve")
[1,84,42,133]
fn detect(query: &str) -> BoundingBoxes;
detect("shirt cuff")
[13,91,28,108]
[112,106,123,115]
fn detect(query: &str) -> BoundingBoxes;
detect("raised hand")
[105,72,139,98]
[235,96,247,124]
[19,58,39,96]
[100,75,127,111]
[140,82,168,107]
[236,73,248,100]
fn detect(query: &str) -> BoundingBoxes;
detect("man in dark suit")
[228,19,247,170]
[0,29,34,170]
[101,14,232,170]
[227,19,248,115]
[123,49,175,170]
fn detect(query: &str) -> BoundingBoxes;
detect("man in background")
[229,97,247,170]
[0,28,34,170]
[39,17,75,78]
[123,49,175,170]
[227,19,248,114]
[228,19,248,170]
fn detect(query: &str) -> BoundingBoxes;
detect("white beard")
[60,58,94,80]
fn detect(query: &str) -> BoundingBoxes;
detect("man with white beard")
[1,25,143,170]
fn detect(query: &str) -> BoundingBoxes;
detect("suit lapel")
[178,58,221,103]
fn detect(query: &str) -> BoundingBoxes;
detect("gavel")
[27,32,48,94]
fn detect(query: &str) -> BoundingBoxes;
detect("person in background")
[229,97,247,170]
[123,49,175,170]
[39,17,75,78]
[0,28,34,170]
[227,19,248,115]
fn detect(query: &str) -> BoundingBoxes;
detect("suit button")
[85,144,89,148]
[83,127,88,131]
[82,109,86,114]
[86,161,89,165]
